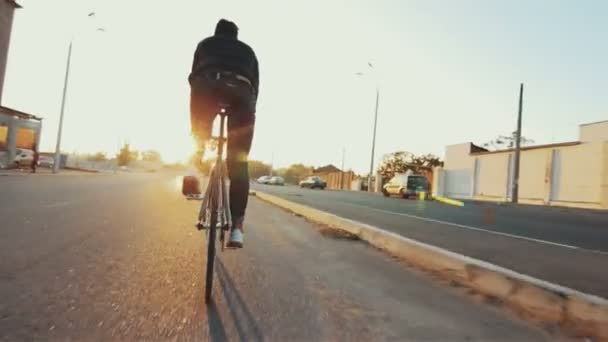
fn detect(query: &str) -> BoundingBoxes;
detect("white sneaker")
[227,229,244,248]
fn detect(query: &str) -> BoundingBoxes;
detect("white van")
[382,173,429,199]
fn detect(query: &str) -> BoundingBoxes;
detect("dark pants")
[190,72,256,224]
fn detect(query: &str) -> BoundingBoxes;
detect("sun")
[156,139,198,164]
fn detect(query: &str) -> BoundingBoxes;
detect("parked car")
[256,175,272,184]
[299,176,326,189]
[13,149,34,167]
[268,176,285,185]
[38,155,55,168]
[0,151,7,169]
[382,174,429,199]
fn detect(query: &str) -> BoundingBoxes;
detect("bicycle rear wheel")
[202,112,228,304]
[205,197,218,304]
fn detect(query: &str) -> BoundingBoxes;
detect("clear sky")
[4,0,607,173]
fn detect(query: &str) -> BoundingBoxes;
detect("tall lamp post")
[356,62,380,192]
[53,12,105,173]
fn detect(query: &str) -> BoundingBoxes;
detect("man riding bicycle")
[189,19,259,248]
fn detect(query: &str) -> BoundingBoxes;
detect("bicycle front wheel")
[205,202,218,304]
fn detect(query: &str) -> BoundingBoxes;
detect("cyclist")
[189,19,259,248]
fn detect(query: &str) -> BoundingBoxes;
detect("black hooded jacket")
[189,35,259,96]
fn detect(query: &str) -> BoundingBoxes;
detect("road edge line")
[255,191,608,340]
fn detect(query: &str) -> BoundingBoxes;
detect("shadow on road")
[207,298,228,342]
[216,258,264,342]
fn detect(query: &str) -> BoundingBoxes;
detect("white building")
[434,120,608,209]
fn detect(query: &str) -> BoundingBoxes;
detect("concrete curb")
[434,195,465,207]
[256,191,608,340]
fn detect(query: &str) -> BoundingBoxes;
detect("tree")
[141,150,162,163]
[163,162,187,171]
[483,132,535,151]
[378,151,414,181]
[378,151,443,181]
[117,144,139,166]
[411,154,444,169]
[88,152,107,162]
[248,160,271,179]
[277,163,312,184]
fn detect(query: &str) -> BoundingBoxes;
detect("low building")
[433,120,608,209]
[311,164,356,190]
[312,164,342,176]
[0,106,42,167]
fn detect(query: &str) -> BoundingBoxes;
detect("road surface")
[0,173,550,340]
[253,184,608,298]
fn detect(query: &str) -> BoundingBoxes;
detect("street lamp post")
[368,85,379,192]
[52,41,73,173]
[53,12,104,173]
[356,62,380,192]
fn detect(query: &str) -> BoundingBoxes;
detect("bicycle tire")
[203,112,228,305]
[205,194,218,304]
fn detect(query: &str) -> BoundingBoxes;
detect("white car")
[268,176,285,185]
[38,155,55,168]
[0,151,7,169]
[14,149,34,167]
[257,175,272,184]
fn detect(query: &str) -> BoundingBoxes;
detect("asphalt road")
[253,184,608,298]
[0,173,550,340]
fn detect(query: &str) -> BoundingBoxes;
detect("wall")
[0,124,6,148]
[442,143,475,198]
[0,113,9,167]
[579,121,608,143]
[444,143,474,170]
[66,154,117,171]
[0,113,41,163]
[0,1,17,104]
[553,142,603,204]
[319,171,356,190]
[15,126,34,148]
[443,169,472,198]
[518,149,550,201]
[439,139,608,209]
[476,153,510,198]
[602,143,608,208]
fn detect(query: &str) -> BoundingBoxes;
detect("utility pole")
[355,63,380,193]
[53,41,73,173]
[270,152,274,176]
[368,87,380,192]
[341,147,346,190]
[512,83,524,203]
[52,13,104,174]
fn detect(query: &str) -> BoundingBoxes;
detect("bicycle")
[183,105,232,304]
